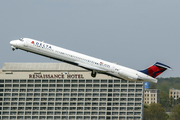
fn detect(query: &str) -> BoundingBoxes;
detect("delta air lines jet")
[10,38,172,83]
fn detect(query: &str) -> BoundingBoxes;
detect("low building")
[0,63,144,120]
[144,89,160,105]
[169,88,180,100]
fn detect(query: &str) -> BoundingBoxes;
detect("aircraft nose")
[10,40,17,46]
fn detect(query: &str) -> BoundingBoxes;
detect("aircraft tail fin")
[140,62,172,78]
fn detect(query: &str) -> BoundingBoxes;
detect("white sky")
[0,0,179,77]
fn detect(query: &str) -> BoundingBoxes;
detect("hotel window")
[100,98,106,101]
[114,80,120,83]
[56,89,63,92]
[86,89,92,92]
[72,80,77,83]
[42,89,48,92]
[93,89,99,92]
[101,89,107,92]
[4,98,10,101]
[42,84,48,87]
[109,80,113,83]
[101,80,107,83]
[93,93,99,97]
[72,84,78,87]
[20,84,26,87]
[64,89,70,92]
[13,80,19,83]
[5,89,11,92]
[128,89,134,92]
[79,80,85,83]
[55,112,61,115]
[86,80,92,83]
[42,80,48,83]
[79,84,85,87]
[5,80,12,83]
[49,84,55,87]
[35,84,41,87]
[35,80,41,83]
[28,84,34,87]
[63,93,69,97]
[27,89,33,92]
[12,93,18,96]
[64,84,70,87]
[28,80,34,83]
[108,89,112,92]
[93,80,99,83]
[101,84,107,87]
[5,84,12,87]
[78,89,84,92]
[34,89,40,92]
[50,80,55,83]
[49,93,55,97]
[49,89,55,92]
[33,107,39,110]
[129,84,135,87]
[100,93,107,97]
[48,98,54,101]
[56,93,62,97]
[64,80,70,83]
[86,84,92,87]
[20,80,26,83]
[13,84,19,87]
[56,98,62,101]
[40,107,47,110]
[71,89,77,92]
[94,84,99,87]
[33,102,39,106]
[12,89,18,92]
[19,93,25,100]
[114,84,120,87]
[57,80,63,83]
[86,93,91,97]
[78,98,84,101]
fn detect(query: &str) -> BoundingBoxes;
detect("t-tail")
[140,62,172,78]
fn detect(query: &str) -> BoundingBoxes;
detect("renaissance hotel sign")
[29,74,84,79]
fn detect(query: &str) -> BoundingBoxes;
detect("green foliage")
[160,91,171,108]
[156,77,180,92]
[149,77,180,110]
[143,103,168,120]
[169,104,180,120]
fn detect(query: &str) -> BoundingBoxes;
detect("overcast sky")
[0,0,179,77]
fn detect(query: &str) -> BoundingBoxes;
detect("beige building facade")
[144,89,160,105]
[0,63,144,120]
[169,88,180,100]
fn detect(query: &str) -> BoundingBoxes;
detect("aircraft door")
[111,66,116,73]
[24,40,28,47]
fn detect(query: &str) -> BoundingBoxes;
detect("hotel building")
[0,63,144,120]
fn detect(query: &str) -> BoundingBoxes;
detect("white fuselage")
[10,38,157,83]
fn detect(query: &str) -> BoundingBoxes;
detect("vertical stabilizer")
[140,62,172,78]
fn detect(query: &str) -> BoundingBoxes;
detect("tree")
[170,104,180,120]
[143,103,168,120]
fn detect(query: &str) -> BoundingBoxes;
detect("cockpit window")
[19,38,24,41]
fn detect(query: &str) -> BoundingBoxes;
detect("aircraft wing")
[76,62,107,72]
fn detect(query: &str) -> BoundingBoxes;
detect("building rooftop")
[2,62,87,72]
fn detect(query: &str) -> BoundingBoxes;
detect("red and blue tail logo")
[140,62,171,78]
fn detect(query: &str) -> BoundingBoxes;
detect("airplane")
[10,38,172,83]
